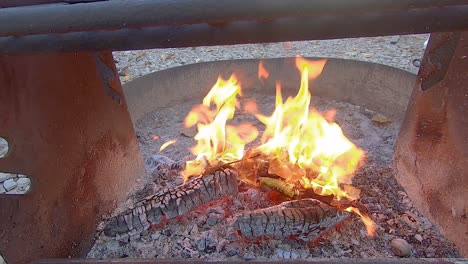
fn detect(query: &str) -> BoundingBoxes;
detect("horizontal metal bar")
[0,0,467,37]
[1,6,468,54]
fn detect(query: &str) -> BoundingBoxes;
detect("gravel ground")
[113,34,428,84]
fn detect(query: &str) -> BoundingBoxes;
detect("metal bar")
[1,5,468,54]
[0,0,467,37]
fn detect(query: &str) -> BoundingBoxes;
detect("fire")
[258,60,269,81]
[345,206,376,236]
[178,58,373,236]
[255,58,364,201]
[181,74,258,178]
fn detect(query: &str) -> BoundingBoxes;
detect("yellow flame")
[345,206,376,237]
[160,139,177,152]
[254,57,364,201]
[181,75,258,178]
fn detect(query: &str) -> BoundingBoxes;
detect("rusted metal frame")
[1,5,468,54]
[393,31,468,255]
[0,52,144,264]
[418,32,462,91]
[1,0,467,38]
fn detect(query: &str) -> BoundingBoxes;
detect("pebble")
[0,184,5,194]
[0,172,15,182]
[391,238,411,257]
[16,177,31,192]
[414,234,423,242]
[3,178,17,191]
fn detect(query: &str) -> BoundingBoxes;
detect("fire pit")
[86,58,458,259]
[0,1,467,263]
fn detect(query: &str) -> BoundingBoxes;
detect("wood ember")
[103,168,238,238]
[232,198,350,241]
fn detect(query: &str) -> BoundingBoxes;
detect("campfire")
[103,57,376,243]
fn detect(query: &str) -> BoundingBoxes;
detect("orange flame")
[160,139,177,152]
[345,206,376,237]
[258,60,269,81]
[181,75,258,178]
[254,57,364,201]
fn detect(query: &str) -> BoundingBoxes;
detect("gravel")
[113,35,428,84]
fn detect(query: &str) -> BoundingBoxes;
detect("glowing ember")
[159,139,177,152]
[181,74,258,178]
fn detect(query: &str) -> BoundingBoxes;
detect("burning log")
[103,168,238,238]
[232,198,350,241]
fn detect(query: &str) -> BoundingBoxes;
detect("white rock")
[16,177,31,192]
[3,178,17,191]
[0,184,5,194]
[16,177,30,186]
[0,172,16,182]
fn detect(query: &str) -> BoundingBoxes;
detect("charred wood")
[103,168,238,238]
[232,198,350,241]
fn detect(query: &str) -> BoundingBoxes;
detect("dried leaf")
[372,114,392,124]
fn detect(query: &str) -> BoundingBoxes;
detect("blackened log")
[232,198,350,241]
[103,168,238,239]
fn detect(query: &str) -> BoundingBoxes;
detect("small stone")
[0,184,5,194]
[16,177,31,192]
[3,178,17,191]
[0,172,15,182]
[391,238,411,257]
[414,234,423,242]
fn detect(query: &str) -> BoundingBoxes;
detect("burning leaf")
[258,60,270,81]
[159,139,177,152]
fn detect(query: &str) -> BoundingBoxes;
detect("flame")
[345,206,376,237]
[254,57,364,201]
[182,75,258,178]
[160,139,177,152]
[258,60,269,81]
